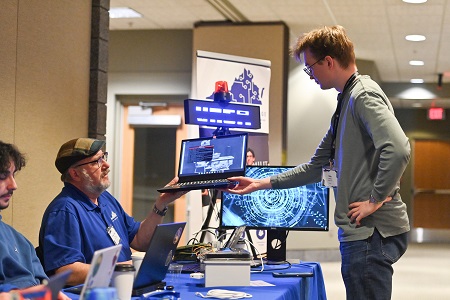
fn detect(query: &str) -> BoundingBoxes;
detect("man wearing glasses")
[38,138,186,286]
[227,25,410,299]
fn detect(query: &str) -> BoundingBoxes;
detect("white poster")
[195,50,271,134]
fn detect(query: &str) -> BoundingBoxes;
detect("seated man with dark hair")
[0,140,69,300]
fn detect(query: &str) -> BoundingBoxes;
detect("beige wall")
[0,0,92,244]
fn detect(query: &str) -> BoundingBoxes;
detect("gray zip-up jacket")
[271,74,410,242]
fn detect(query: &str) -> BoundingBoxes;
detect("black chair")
[35,246,45,270]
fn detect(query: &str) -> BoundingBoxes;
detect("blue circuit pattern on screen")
[221,167,328,230]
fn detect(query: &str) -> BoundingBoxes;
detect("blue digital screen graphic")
[221,166,329,231]
[184,99,261,129]
[178,134,247,177]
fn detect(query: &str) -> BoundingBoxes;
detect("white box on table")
[203,250,251,287]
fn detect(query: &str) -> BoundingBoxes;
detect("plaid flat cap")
[55,138,105,174]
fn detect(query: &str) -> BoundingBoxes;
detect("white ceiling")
[109,0,450,108]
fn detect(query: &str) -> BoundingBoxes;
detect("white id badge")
[322,168,338,187]
[107,225,121,245]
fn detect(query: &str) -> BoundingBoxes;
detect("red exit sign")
[427,107,446,120]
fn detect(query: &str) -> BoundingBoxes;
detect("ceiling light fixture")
[405,35,426,42]
[398,87,436,99]
[410,79,424,83]
[110,7,142,19]
[409,60,424,66]
[402,0,427,3]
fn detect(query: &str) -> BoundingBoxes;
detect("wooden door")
[413,140,450,229]
[120,104,188,223]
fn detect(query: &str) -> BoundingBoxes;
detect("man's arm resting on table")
[55,262,90,286]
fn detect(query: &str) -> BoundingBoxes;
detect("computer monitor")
[220,166,330,261]
[184,99,261,130]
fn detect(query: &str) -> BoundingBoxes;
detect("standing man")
[39,138,186,286]
[228,25,410,299]
[0,141,69,299]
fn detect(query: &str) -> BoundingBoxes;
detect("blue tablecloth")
[64,262,327,300]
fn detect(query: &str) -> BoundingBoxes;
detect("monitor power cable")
[243,238,264,273]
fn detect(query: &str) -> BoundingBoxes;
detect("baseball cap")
[55,138,105,174]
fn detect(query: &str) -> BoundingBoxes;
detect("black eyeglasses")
[74,152,108,168]
[303,56,326,77]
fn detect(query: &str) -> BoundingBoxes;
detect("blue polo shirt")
[39,183,140,274]
[0,215,47,291]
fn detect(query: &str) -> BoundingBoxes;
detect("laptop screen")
[177,133,248,182]
[132,222,186,296]
[64,245,122,297]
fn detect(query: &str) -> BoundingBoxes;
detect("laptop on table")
[63,244,122,299]
[157,133,248,192]
[132,222,186,296]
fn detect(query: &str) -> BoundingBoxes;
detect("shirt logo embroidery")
[111,211,118,222]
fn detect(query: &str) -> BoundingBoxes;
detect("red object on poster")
[214,81,229,93]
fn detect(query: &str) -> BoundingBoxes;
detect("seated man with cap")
[38,138,186,286]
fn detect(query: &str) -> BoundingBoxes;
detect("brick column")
[89,0,109,140]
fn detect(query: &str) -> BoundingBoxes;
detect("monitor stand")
[266,229,287,264]
[199,189,224,243]
[236,229,287,264]
[199,126,231,244]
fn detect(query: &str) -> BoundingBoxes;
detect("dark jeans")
[340,229,408,300]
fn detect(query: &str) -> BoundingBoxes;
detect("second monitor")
[220,165,330,262]
[221,166,329,231]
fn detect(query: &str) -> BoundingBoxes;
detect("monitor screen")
[184,99,261,130]
[220,166,329,231]
[178,133,247,179]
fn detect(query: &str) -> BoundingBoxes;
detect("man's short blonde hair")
[290,25,356,69]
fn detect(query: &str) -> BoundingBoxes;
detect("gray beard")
[81,169,111,195]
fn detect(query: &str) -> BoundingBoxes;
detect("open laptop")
[223,225,247,250]
[132,222,186,296]
[157,133,248,192]
[64,244,122,299]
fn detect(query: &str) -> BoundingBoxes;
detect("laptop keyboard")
[158,178,238,192]
[177,179,230,187]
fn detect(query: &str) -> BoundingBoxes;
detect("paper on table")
[250,280,275,287]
